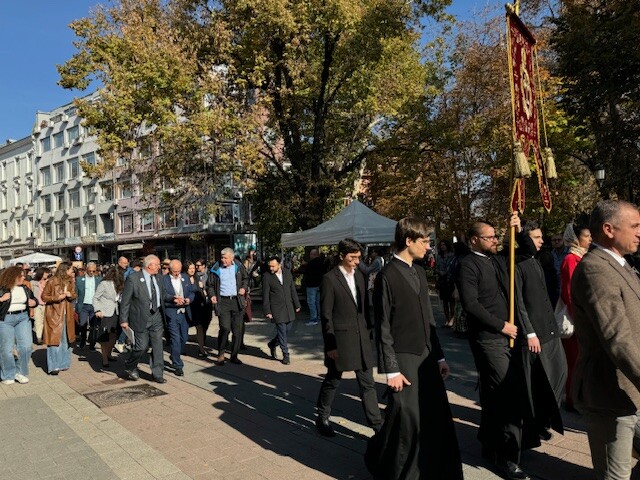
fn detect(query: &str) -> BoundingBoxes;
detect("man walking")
[365,218,462,479]
[76,262,102,349]
[316,238,382,437]
[208,248,248,365]
[162,259,195,377]
[119,255,166,383]
[572,200,640,480]
[303,249,325,325]
[263,256,301,365]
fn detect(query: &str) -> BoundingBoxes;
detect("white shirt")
[338,265,357,303]
[8,286,27,312]
[276,271,283,285]
[170,275,185,314]
[592,243,626,266]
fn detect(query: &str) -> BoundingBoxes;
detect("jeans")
[306,287,320,322]
[0,311,32,381]
[272,321,293,356]
[166,313,189,369]
[47,320,72,373]
[587,411,639,480]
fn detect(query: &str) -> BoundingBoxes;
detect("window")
[69,189,80,208]
[64,106,77,116]
[116,156,128,167]
[41,137,51,152]
[119,213,133,234]
[14,158,21,177]
[82,152,96,166]
[41,167,51,186]
[184,209,200,225]
[69,158,80,179]
[141,212,154,231]
[100,214,114,234]
[27,218,33,238]
[69,219,81,237]
[53,131,64,149]
[1,191,6,210]
[55,192,65,211]
[119,181,132,199]
[13,187,19,206]
[1,162,5,180]
[216,204,234,223]
[101,184,113,201]
[42,195,52,213]
[14,219,21,239]
[42,223,52,242]
[158,210,176,229]
[84,186,96,204]
[86,217,97,235]
[54,163,64,183]
[55,221,66,240]
[1,221,7,241]
[67,125,79,141]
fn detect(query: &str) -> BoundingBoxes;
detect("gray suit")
[119,270,165,380]
[571,247,640,479]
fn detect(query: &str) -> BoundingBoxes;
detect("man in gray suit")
[120,254,166,383]
[571,200,640,480]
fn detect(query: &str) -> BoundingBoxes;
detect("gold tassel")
[513,141,531,178]
[543,147,557,179]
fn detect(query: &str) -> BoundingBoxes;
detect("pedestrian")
[436,240,456,328]
[457,214,531,480]
[119,255,166,383]
[358,248,384,309]
[162,259,194,377]
[263,256,301,365]
[302,249,325,326]
[92,266,123,368]
[30,267,51,345]
[515,220,567,443]
[207,248,248,365]
[571,200,640,480]
[42,262,77,375]
[75,261,102,349]
[316,238,382,437]
[0,266,37,384]
[192,259,213,357]
[365,218,462,480]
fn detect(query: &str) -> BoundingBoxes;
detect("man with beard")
[457,214,531,480]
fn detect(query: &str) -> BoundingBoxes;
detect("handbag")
[554,297,574,339]
[88,318,110,344]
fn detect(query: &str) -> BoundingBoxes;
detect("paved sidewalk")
[0,292,618,479]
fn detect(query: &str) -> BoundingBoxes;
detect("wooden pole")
[509,222,516,348]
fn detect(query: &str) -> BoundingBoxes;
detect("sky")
[0,0,503,142]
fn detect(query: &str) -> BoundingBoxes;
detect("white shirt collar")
[393,253,412,266]
[471,249,488,258]
[593,243,626,267]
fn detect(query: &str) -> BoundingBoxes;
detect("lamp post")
[594,166,605,194]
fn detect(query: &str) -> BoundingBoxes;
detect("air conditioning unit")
[36,184,43,191]
[74,136,84,145]
[91,186,98,194]
[109,212,114,220]
[62,114,69,122]
[48,120,55,127]
[63,140,70,149]
[233,190,243,199]
[88,204,95,211]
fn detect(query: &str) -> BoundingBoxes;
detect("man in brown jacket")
[571,200,640,480]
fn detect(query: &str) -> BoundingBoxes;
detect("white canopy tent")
[280,200,396,247]
[8,252,62,266]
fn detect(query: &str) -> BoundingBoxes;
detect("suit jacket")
[120,270,164,332]
[571,247,640,416]
[320,266,373,372]
[262,269,301,324]
[75,275,102,311]
[162,273,195,322]
[92,280,119,317]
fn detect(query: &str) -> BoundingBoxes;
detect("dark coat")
[207,260,248,314]
[162,273,195,322]
[320,266,373,372]
[119,270,165,332]
[75,275,102,312]
[262,268,300,324]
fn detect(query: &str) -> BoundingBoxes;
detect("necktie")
[150,275,158,313]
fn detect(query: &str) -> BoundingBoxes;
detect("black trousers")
[125,312,165,379]
[217,297,243,359]
[470,337,526,463]
[316,361,382,428]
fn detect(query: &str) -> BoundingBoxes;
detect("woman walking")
[185,261,211,357]
[30,267,51,345]
[0,266,37,384]
[92,266,123,368]
[42,262,77,375]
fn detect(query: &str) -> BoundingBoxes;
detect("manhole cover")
[85,384,168,408]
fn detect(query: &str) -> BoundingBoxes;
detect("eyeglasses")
[162,266,169,269]
[478,235,500,241]
[195,264,203,267]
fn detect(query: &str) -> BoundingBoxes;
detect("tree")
[59,0,452,240]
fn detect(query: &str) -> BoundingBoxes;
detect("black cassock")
[365,258,462,480]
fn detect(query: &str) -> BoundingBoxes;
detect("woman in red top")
[560,222,592,411]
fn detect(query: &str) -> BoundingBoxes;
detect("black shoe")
[539,428,553,441]
[49,369,60,376]
[153,377,167,384]
[196,351,208,358]
[230,357,243,365]
[282,355,291,365]
[240,343,248,351]
[175,368,184,376]
[268,341,277,360]
[496,460,531,480]
[124,370,139,381]
[315,417,336,437]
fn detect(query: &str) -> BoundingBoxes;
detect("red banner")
[507,13,552,212]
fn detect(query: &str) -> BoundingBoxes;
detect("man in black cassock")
[457,215,532,480]
[365,217,462,480]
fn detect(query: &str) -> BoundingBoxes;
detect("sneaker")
[114,342,125,354]
[14,374,29,384]
[305,320,319,326]
[1,379,15,385]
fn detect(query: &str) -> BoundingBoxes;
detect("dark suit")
[162,273,195,370]
[263,269,300,357]
[120,270,165,380]
[572,247,640,479]
[316,266,381,429]
[457,252,529,464]
[75,275,102,346]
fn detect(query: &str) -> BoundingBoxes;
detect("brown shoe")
[216,355,226,365]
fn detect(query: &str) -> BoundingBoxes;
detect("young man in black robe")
[365,217,462,480]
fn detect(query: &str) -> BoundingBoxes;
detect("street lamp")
[594,166,605,189]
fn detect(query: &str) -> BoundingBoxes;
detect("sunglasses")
[195,264,203,267]
[162,266,170,269]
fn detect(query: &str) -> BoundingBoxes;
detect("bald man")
[161,260,195,376]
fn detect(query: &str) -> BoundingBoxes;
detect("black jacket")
[0,285,37,322]
[262,268,301,324]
